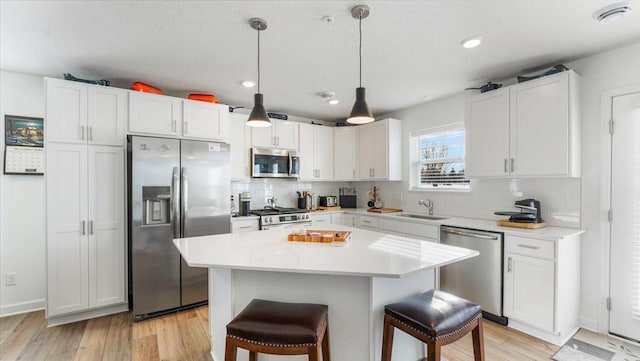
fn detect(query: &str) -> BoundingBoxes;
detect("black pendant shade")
[347,87,374,124]
[247,93,271,127]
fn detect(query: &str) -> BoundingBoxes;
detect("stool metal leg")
[381,314,395,361]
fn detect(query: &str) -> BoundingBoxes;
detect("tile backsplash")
[232,177,581,228]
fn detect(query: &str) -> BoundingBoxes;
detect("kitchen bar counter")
[174,226,478,361]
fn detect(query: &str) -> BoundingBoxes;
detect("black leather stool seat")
[384,289,482,340]
[227,299,329,346]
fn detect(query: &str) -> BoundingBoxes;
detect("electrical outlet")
[5,273,16,286]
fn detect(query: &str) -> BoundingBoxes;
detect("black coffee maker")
[495,198,543,223]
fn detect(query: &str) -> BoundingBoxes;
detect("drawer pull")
[362,220,371,224]
[238,225,253,229]
[517,244,539,250]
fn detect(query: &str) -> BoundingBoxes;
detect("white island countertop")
[173,225,478,278]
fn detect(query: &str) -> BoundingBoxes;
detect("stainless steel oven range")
[251,207,311,230]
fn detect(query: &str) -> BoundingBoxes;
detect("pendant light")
[247,18,271,127]
[347,5,374,125]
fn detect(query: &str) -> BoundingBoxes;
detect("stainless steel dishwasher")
[440,226,507,325]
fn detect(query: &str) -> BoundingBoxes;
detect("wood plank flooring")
[0,306,558,361]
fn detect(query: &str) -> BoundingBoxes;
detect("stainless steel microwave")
[251,148,300,178]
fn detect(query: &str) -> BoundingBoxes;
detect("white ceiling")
[2,1,639,121]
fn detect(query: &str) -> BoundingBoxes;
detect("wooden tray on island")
[288,230,352,243]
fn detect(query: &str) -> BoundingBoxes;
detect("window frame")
[409,122,470,192]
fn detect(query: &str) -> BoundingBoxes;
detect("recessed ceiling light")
[320,91,340,105]
[594,2,632,24]
[328,99,340,105]
[242,80,256,88]
[461,36,482,49]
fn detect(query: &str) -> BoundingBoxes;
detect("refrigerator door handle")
[181,167,188,237]
[171,166,180,239]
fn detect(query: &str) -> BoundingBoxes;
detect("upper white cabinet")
[46,143,125,316]
[46,78,126,146]
[334,127,359,180]
[229,113,252,180]
[299,124,333,180]
[129,91,182,136]
[358,118,402,180]
[466,70,581,178]
[182,99,229,142]
[251,118,298,150]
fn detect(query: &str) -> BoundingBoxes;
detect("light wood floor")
[0,306,558,361]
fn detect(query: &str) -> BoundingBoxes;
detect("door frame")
[598,84,640,334]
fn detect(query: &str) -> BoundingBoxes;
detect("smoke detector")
[594,2,632,24]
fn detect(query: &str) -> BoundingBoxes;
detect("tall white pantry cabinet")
[44,78,127,323]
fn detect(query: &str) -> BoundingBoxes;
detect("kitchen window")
[410,123,470,190]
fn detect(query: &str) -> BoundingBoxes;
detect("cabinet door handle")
[517,244,539,250]
[277,136,280,146]
[362,219,371,224]
[353,169,355,178]
[238,225,253,229]
[172,120,177,132]
[81,220,86,235]
[504,158,508,173]
[184,121,188,134]
[89,126,94,141]
[245,166,249,177]
[80,125,85,140]
[317,169,320,178]
[507,256,512,272]
[89,220,94,235]
[510,158,515,172]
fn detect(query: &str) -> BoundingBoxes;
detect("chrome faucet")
[266,196,277,208]
[418,199,434,215]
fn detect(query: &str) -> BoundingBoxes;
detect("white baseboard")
[46,303,128,327]
[579,316,599,333]
[0,299,45,317]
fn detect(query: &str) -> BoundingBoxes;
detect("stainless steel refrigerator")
[128,135,230,320]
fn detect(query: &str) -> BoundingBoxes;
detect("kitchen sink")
[394,213,449,221]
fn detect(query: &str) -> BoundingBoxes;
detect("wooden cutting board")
[367,208,403,213]
[497,220,547,229]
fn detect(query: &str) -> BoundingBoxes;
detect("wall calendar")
[3,115,44,175]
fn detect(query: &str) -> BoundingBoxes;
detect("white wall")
[0,70,46,316]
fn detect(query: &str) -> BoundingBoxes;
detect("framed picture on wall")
[5,114,44,147]
[4,115,44,175]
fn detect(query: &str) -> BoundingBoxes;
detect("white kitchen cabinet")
[182,99,229,142]
[231,218,259,233]
[46,78,126,146]
[331,213,344,225]
[358,118,402,180]
[333,127,359,180]
[310,213,332,227]
[299,124,333,180]
[229,113,252,180]
[251,118,298,150]
[129,91,182,136]
[358,215,379,230]
[504,233,581,345]
[466,70,581,178]
[46,143,125,317]
[377,218,439,242]
[342,214,358,227]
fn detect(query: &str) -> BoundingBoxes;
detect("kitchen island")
[174,225,478,361]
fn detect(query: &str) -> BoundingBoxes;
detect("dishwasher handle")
[441,226,500,240]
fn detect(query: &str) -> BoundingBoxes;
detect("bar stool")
[224,299,330,361]
[381,289,484,361]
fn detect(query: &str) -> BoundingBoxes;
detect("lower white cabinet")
[46,143,125,317]
[503,234,581,345]
[330,213,344,225]
[231,218,259,233]
[310,213,332,226]
[377,218,439,242]
[358,215,379,230]
[342,214,358,227]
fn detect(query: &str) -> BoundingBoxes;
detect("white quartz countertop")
[174,225,478,278]
[335,209,584,241]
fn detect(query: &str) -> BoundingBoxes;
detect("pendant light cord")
[257,27,261,94]
[359,11,362,88]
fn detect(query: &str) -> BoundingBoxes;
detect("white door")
[251,124,274,148]
[358,124,374,179]
[129,92,181,136]
[334,127,358,180]
[183,100,229,141]
[465,88,510,177]
[88,146,125,308]
[369,121,388,179]
[45,78,87,144]
[314,126,334,180]
[46,143,89,316]
[609,91,640,342]
[229,113,251,180]
[298,124,315,180]
[88,86,126,146]
[274,119,298,150]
